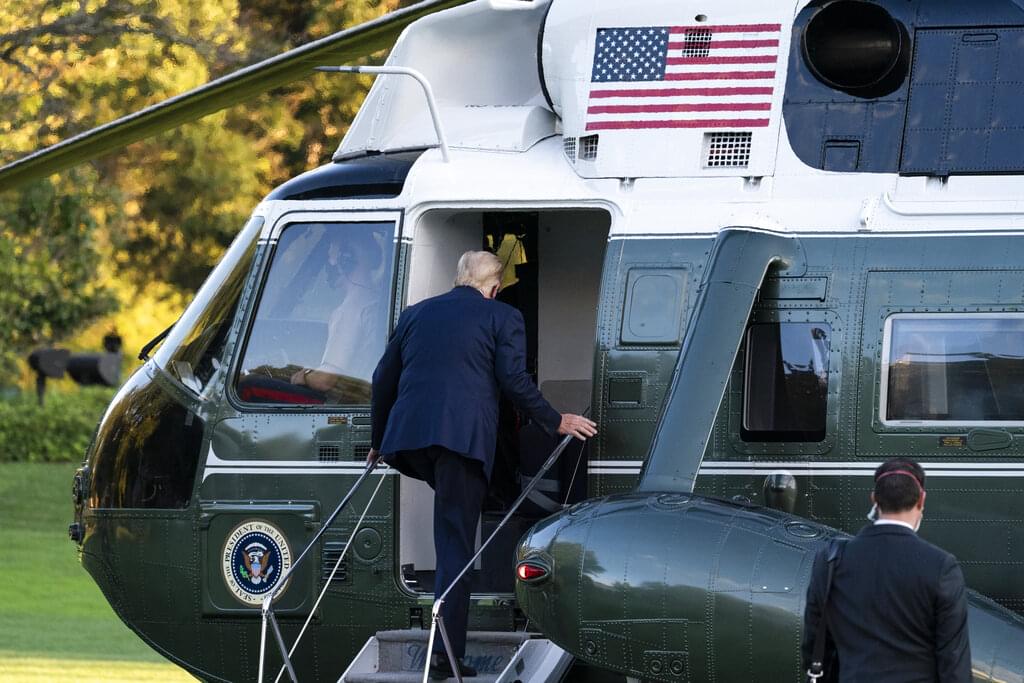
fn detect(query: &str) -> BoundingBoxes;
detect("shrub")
[0,387,115,463]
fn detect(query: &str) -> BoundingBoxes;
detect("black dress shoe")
[428,654,478,680]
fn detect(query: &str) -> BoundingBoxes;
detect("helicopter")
[4,0,1024,680]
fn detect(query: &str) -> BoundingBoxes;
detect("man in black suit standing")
[803,457,971,683]
[368,250,596,680]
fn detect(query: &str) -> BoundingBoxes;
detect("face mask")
[866,503,878,521]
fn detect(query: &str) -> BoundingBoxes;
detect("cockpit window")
[235,221,395,406]
[742,322,830,442]
[154,216,263,396]
[882,314,1024,424]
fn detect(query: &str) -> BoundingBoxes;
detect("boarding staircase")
[339,629,572,682]
[257,427,585,683]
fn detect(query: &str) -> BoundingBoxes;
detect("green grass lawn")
[0,462,192,681]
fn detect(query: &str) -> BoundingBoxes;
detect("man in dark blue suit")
[803,458,971,683]
[369,251,596,679]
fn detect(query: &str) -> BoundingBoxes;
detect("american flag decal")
[587,23,782,131]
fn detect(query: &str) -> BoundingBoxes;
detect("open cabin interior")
[398,207,610,594]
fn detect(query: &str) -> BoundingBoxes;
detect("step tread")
[344,673,499,683]
[375,630,535,645]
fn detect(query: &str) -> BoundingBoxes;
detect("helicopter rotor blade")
[0,0,471,192]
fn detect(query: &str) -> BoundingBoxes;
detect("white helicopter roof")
[264,138,1024,240]
[337,0,556,157]
[325,0,1024,236]
[336,0,795,177]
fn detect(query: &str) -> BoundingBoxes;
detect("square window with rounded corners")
[880,313,1024,426]
[234,220,396,406]
[620,268,688,345]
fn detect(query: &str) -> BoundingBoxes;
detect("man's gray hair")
[454,251,503,289]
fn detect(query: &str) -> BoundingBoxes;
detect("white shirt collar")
[874,519,916,532]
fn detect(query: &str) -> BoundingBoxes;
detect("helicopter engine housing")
[516,492,1024,682]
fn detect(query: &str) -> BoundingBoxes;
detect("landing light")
[516,561,548,582]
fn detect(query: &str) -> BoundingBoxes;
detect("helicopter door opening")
[398,208,610,596]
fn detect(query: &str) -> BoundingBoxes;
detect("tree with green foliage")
[0,0,401,382]
[0,169,118,380]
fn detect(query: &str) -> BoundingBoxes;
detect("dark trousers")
[393,445,488,659]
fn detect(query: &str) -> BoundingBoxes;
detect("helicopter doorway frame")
[395,204,611,598]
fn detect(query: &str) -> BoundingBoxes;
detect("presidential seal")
[222,520,292,605]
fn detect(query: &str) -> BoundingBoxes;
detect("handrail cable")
[272,469,389,683]
[257,458,385,683]
[421,412,589,683]
[520,436,586,636]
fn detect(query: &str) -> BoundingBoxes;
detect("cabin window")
[742,323,830,441]
[882,314,1024,424]
[620,268,687,345]
[154,216,263,396]
[235,221,395,406]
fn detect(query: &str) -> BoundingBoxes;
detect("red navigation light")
[516,561,548,582]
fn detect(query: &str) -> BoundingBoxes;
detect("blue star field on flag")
[592,27,670,82]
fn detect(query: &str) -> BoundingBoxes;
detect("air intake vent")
[802,0,909,99]
[579,134,599,161]
[318,444,341,462]
[352,444,371,462]
[681,28,713,58]
[563,136,577,160]
[703,132,752,168]
[322,541,351,585]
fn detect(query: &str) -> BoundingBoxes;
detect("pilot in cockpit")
[289,229,389,396]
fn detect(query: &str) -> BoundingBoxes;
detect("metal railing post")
[271,470,390,683]
[268,609,299,683]
[421,427,583,682]
[422,598,463,683]
[257,458,383,683]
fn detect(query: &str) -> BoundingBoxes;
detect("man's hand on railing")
[367,448,382,466]
[557,414,598,440]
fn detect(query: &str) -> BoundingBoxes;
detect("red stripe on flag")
[669,23,782,33]
[666,55,777,65]
[664,70,776,81]
[586,118,771,131]
[589,86,774,98]
[668,39,779,49]
[588,102,772,115]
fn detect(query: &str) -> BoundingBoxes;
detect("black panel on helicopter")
[89,369,205,509]
[902,27,1024,174]
[783,0,1024,175]
[264,150,423,201]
